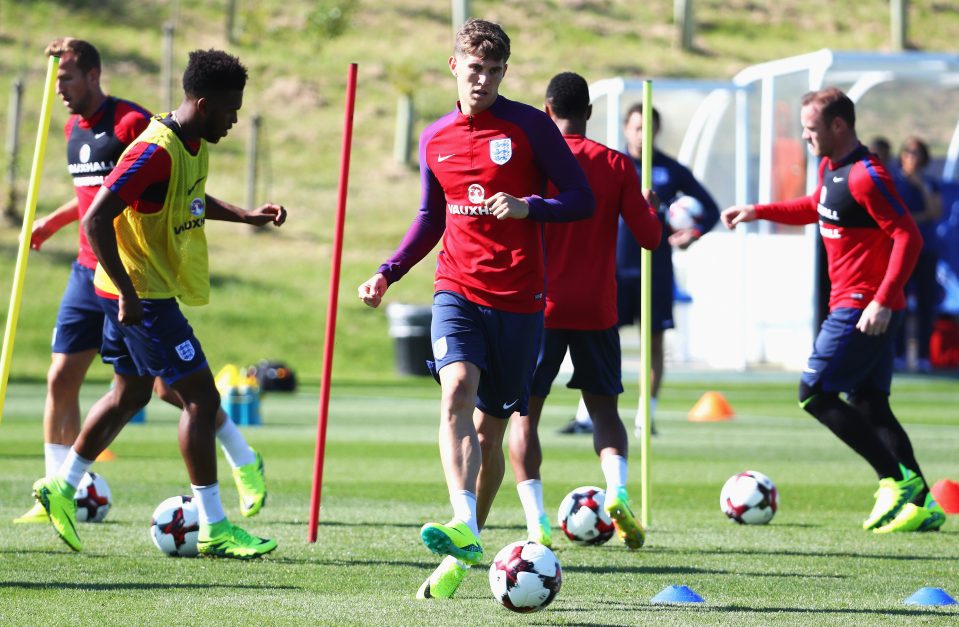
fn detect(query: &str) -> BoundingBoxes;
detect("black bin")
[386,303,433,376]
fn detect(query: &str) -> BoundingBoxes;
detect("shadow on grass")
[562,563,845,579]
[541,602,952,621]
[662,546,946,562]
[272,519,423,529]
[0,581,299,591]
[659,604,951,617]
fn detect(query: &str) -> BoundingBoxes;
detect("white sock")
[191,482,227,526]
[59,448,94,490]
[216,418,255,468]
[601,453,628,493]
[575,398,594,426]
[516,479,546,529]
[44,443,71,479]
[635,398,658,429]
[450,489,479,537]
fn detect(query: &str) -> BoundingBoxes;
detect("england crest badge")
[489,138,512,165]
[174,340,196,362]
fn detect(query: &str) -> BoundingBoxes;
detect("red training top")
[65,97,151,268]
[755,144,921,310]
[377,96,594,314]
[544,135,661,329]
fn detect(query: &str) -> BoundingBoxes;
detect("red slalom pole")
[309,63,357,542]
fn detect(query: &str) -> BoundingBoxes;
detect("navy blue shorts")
[98,296,209,385]
[51,262,104,354]
[530,326,624,398]
[801,307,903,395]
[616,266,676,333]
[429,291,543,419]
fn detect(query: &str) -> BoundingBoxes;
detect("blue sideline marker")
[903,587,957,606]
[651,585,705,604]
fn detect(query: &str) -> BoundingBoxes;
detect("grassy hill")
[2,0,958,385]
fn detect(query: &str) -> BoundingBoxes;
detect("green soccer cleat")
[527,514,552,548]
[605,488,645,550]
[862,466,925,531]
[416,558,469,599]
[873,493,947,534]
[232,449,267,518]
[33,477,81,551]
[13,501,49,524]
[197,519,277,559]
[420,519,483,565]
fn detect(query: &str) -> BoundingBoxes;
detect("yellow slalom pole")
[639,80,653,528]
[0,54,60,424]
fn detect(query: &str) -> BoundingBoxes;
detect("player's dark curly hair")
[182,49,247,97]
[546,72,590,119]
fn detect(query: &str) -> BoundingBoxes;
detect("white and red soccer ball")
[488,540,562,613]
[557,486,615,545]
[150,495,200,557]
[74,472,112,523]
[667,195,704,231]
[720,470,779,524]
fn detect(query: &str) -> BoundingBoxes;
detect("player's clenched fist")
[486,192,530,220]
[358,273,388,308]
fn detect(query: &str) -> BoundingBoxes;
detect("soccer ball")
[720,470,779,524]
[557,485,615,545]
[150,495,200,557]
[488,541,562,613]
[667,195,704,231]
[74,472,112,523]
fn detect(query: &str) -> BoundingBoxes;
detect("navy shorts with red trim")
[428,290,543,419]
[98,296,208,385]
[52,262,104,354]
[801,307,902,395]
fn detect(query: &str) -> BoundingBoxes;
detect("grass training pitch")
[0,376,956,624]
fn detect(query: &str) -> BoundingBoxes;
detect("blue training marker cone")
[904,587,958,606]
[651,585,705,604]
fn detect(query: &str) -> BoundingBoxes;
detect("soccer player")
[31,49,286,557]
[509,72,662,552]
[722,87,945,533]
[357,19,593,598]
[16,38,267,525]
[564,103,720,436]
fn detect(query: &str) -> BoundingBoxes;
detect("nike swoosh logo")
[502,399,518,411]
[832,176,844,182]
[187,176,206,196]
[94,132,107,139]
[438,154,456,162]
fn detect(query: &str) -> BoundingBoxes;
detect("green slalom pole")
[0,54,60,424]
[639,80,653,528]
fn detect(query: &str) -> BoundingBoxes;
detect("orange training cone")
[688,391,734,422]
[95,449,116,462]
[931,479,959,514]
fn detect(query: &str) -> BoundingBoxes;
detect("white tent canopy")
[587,49,959,371]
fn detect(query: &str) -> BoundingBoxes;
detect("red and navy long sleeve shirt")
[377,96,594,314]
[756,144,921,311]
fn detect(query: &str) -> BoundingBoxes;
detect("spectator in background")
[562,104,720,436]
[869,136,893,168]
[893,136,942,373]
